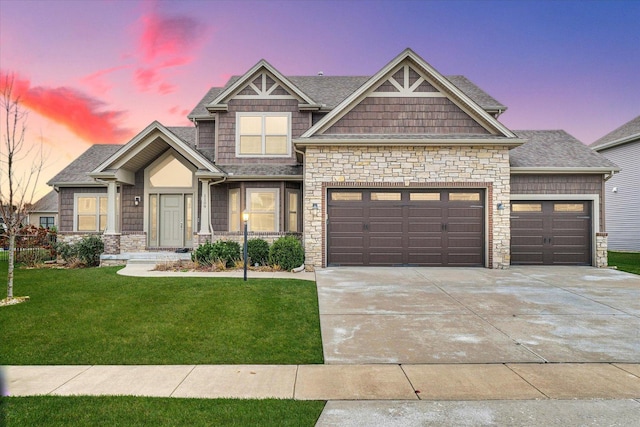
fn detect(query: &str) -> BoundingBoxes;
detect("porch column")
[199,179,212,236]
[105,179,118,234]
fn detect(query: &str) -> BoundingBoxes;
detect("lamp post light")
[242,210,249,281]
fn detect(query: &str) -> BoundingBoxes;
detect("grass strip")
[2,396,325,427]
[608,251,640,275]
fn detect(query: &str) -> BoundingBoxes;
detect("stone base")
[596,232,608,268]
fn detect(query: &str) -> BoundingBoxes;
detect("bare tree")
[0,73,45,301]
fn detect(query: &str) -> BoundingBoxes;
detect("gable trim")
[91,121,223,178]
[301,48,516,139]
[206,60,320,111]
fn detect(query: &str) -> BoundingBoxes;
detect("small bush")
[192,241,214,265]
[211,240,241,268]
[269,236,304,271]
[56,241,77,263]
[76,235,104,267]
[56,236,104,267]
[247,238,270,266]
[192,240,241,268]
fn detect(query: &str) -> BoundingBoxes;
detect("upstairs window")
[237,113,291,157]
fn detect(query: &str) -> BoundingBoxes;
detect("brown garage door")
[327,189,484,266]
[510,201,592,265]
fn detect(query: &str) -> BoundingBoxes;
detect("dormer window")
[236,112,291,157]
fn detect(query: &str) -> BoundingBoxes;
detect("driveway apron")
[314,266,640,364]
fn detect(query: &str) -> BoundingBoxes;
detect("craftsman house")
[48,48,618,268]
[590,115,640,251]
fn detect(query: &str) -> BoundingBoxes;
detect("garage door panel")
[511,200,591,266]
[328,189,484,267]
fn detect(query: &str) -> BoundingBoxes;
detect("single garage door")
[510,200,592,265]
[327,189,484,266]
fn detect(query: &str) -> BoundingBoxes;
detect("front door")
[160,194,183,247]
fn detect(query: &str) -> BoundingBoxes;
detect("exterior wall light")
[497,202,504,210]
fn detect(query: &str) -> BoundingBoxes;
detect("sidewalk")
[5,363,640,400]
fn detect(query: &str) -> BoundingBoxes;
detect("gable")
[302,49,516,139]
[206,60,320,112]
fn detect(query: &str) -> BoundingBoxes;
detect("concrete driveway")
[315,266,640,364]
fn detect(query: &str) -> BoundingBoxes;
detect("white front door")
[160,194,182,247]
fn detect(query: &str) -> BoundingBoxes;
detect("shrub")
[192,240,215,265]
[211,240,241,268]
[76,235,104,267]
[56,241,77,263]
[269,236,304,271]
[54,235,104,267]
[247,238,270,266]
[192,240,241,268]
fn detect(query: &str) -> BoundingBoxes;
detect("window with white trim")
[228,188,241,232]
[75,195,107,232]
[286,190,299,232]
[246,189,279,232]
[236,113,291,157]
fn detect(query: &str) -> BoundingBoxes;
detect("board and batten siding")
[598,142,640,251]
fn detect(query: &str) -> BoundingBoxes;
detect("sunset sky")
[1,0,638,201]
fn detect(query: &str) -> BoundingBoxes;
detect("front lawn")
[608,251,640,275]
[2,396,325,427]
[0,264,323,365]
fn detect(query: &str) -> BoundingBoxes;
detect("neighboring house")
[26,190,59,229]
[590,115,640,251]
[47,48,618,268]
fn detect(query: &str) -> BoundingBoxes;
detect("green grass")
[608,251,640,275]
[2,396,325,427]
[0,264,323,365]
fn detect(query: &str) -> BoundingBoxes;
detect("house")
[26,190,59,229]
[590,115,640,251]
[47,48,618,268]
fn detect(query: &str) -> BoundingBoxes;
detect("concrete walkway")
[6,363,640,400]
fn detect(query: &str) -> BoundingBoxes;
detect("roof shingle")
[511,130,618,169]
[590,115,640,150]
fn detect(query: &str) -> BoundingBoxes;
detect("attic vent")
[317,71,324,76]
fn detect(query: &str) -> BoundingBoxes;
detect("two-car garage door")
[327,189,484,266]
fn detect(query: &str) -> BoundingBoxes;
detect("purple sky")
[1,0,638,199]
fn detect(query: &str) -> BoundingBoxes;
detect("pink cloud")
[168,106,189,116]
[82,65,130,95]
[1,71,134,144]
[133,8,208,94]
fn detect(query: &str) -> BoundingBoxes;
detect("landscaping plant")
[269,236,304,271]
[247,238,270,266]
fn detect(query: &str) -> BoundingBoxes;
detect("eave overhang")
[591,134,640,152]
[294,137,525,148]
[510,167,621,174]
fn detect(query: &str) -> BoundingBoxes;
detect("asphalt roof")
[511,130,619,169]
[590,115,640,150]
[188,74,507,119]
[30,190,58,212]
[48,144,122,185]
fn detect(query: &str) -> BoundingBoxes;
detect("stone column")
[596,232,608,268]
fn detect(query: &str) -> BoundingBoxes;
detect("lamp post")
[242,210,249,281]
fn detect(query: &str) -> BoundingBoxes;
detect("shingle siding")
[510,174,605,229]
[58,187,107,232]
[121,170,144,233]
[323,97,490,135]
[216,99,309,165]
[197,120,216,151]
[598,142,640,251]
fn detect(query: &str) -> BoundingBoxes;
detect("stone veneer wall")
[303,145,511,269]
[121,233,147,253]
[595,232,608,268]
